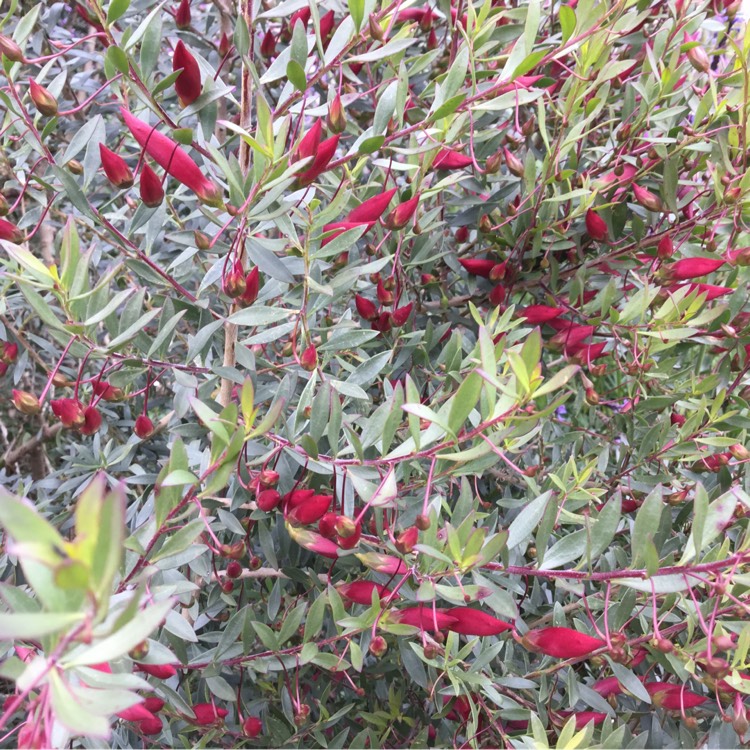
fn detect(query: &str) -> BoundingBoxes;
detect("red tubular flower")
[139,163,165,208]
[286,493,332,525]
[319,9,335,44]
[243,716,262,738]
[284,488,315,509]
[665,257,725,281]
[518,305,565,324]
[295,134,340,187]
[173,41,202,106]
[0,219,23,243]
[632,183,663,211]
[51,398,85,428]
[79,405,102,435]
[458,258,496,277]
[142,698,165,713]
[1,342,18,362]
[29,79,58,117]
[337,580,395,605]
[286,525,342,558]
[238,267,260,307]
[489,284,506,306]
[139,716,163,735]
[668,283,732,300]
[549,324,596,352]
[522,627,605,658]
[347,188,398,224]
[134,414,155,440]
[256,489,281,511]
[391,606,458,631]
[372,312,392,333]
[355,552,407,575]
[390,303,413,327]
[592,676,623,698]
[445,607,512,636]
[295,120,323,161]
[560,711,608,729]
[568,341,608,364]
[260,29,276,58]
[321,220,374,247]
[300,343,318,371]
[99,144,134,189]
[191,703,228,725]
[137,663,178,679]
[385,194,420,230]
[355,294,379,321]
[120,108,222,206]
[657,234,674,259]
[174,0,191,29]
[585,209,608,241]
[434,149,473,170]
[318,512,339,538]
[117,704,157,722]
[645,682,707,709]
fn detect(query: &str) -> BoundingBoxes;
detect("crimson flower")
[79,405,102,435]
[2,342,19,363]
[51,398,85,428]
[238,267,260,307]
[355,552,407,575]
[667,283,732,301]
[174,0,191,29]
[445,607,512,636]
[29,79,57,117]
[139,163,165,208]
[191,703,228,725]
[355,295,378,321]
[645,682,707,709]
[337,580,395,605]
[518,305,565,324]
[585,209,608,241]
[434,149,473,170]
[99,144,134,189]
[295,120,323,161]
[458,258,496,277]
[286,494,332,525]
[391,606,457,631]
[347,188,398,224]
[173,41,202,106]
[137,663,178,679]
[300,343,318,371]
[521,626,605,658]
[385,194,420,230]
[390,303,413,327]
[286,524,342,558]
[664,257,725,281]
[120,108,222,206]
[243,716,262,738]
[0,219,23,243]
[256,489,281,511]
[296,135,340,187]
[92,381,124,401]
[134,414,155,440]
[139,715,163,735]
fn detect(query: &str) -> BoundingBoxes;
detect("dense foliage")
[1,0,750,747]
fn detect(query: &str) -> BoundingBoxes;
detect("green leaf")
[632,486,664,567]
[49,672,111,738]
[507,491,552,549]
[0,612,83,639]
[559,4,576,43]
[287,59,307,92]
[679,487,738,564]
[447,372,482,435]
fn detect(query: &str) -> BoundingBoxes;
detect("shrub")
[0,0,749,748]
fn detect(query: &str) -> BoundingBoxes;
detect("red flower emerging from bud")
[286,493,332,525]
[518,305,565,324]
[337,580,395,605]
[300,343,318,371]
[295,135,340,187]
[79,405,102,435]
[434,149,473,170]
[0,219,23,243]
[139,163,165,207]
[29,79,58,117]
[391,606,458,631]
[51,398,86,428]
[134,414,155,440]
[521,627,605,658]
[173,41,202,106]
[12,390,40,415]
[355,294,379,321]
[174,0,191,29]
[585,209,608,241]
[384,194,420,230]
[390,303,413,327]
[260,30,276,58]
[445,607,512,636]
[99,144,134,189]
[190,703,229,725]
[121,108,222,206]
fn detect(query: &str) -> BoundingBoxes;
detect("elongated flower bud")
[120,108,223,206]
[434,149,473,170]
[355,551,407,575]
[29,79,57,117]
[286,523,342,558]
[257,489,281,511]
[503,147,524,177]
[327,94,346,134]
[458,258,496,278]
[657,234,674,259]
[376,278,393,306]
[137,662,177,679]
[585,209,608,241]
[385,194,420,230]
[223,260,246,298]
[243,717,262,738]
[645,682,707,709]
[286,493,332,525]
[12,390,40,415]
[0,219,23,243]
[99,144,134,189]
[139,163,165,207]
[174,0,191,29]
[369,13,385,41]
[664,257,725,281]
[390,302,413,327]
[79,405,103,435]
[0,34,25,63]
[295,120,323,161]
[2,342,18,363]
[633,183,663,212]
[348,188,398,223]
[445,607,512,636]
[173,40,202,106]
[518,305,564,324]
[320,10,335,44]
[391,606,457,631]
[260,29,276,58]
[190,704,228,725]
[687,45,709,73]
[355,294,379,321]
[489,284,506,306]
[521,626,605,658]
[300,343,318,371]
[134,414,155,439]
[337,580,394,605]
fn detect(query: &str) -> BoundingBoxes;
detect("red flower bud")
[585,209,608,241]
[318,512,339,538]
[0,34,25,63]
[376,278,394,306]
[455,226,469,242]
[134,414,155,440]
[286,493,332,525]
[657,234,674,259]
[12,390,40,415]
[687,45,710,73]
[218,32,231,57]
[99,144,134,189]
[645,682,707,709]
[384,194,420,230]
[284,488,315,509]
[668,282,731,300]
[394,526,418,553]
[426,27,438,49]
[79,405,102,435]
[369,635,388,657]
[390,303,413,327]
[348,188,398,224]
[521,627,605,658]
[117,704,157,723]
[337,580,395,605]
[489,284,506,306]
[243,716,262,738]
[319,10,335,44]
[518,305,565,324]
[51,398,86,428]
[286,525,342,558]
[174,0,191,29]
[664,257,725,281]
[121,108,222,206]
[256,489,281,512]
[173,41,202,106]
[260,29,276,58]
[458,258,496,278]
[190,703,229,725]
[327,94,347,134]
[142,697,165,714]
[633,183,663,212]
[336,519,361,549]
[29,79,58,117]
[1,342,18,363]
[226,560,242,578]
[355,294,379,321]
[0,219,23,243]
[258,469,279,487]
[592,676,623,698]
[139,163,165,208]
[391,606,457,631]
[300,343,318,371]
[137,663,178,679]
[138,715,163,735]
[434,149,473,170]
[557,711,608,730]
[295,120,322,161]
[372,312,392,333]
[92,381,125,401]
[503,147,524,177]
[355,551,407,575]
[290,7,311,31]
[295,135,340,187]
[445,607,512,636]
